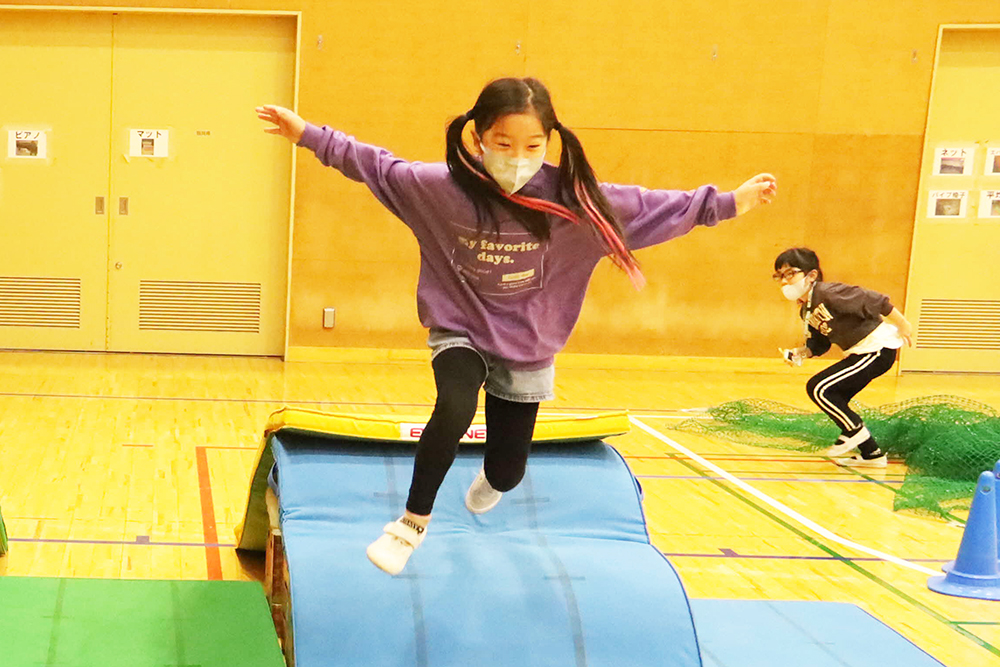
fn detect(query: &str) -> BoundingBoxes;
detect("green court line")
[170,581,187,667]
[642,429,1000,660]
[954,621,1000,626]
[45,578,67,667]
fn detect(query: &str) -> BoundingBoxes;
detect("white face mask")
[480,145,544,194]
[781,274,811,301]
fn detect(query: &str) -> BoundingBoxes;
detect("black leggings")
[405,347,539,516]
[806,347,897,435]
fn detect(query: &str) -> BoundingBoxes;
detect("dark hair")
[774,247,824,281]
[445,77,641,286]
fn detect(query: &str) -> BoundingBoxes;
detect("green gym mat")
[0,577,284,667]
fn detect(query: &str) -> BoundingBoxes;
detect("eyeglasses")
[772,268,803,282]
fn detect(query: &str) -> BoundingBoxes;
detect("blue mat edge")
[689,599,948,667]
[274,435,707,667]
[605,442,707,667]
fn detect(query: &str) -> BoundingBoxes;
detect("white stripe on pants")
[809,352,882,432]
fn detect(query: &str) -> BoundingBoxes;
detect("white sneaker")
[825,427,871,457]
[366,517,426,575]
[825,439,856,457]
[465,467,502,514]
[835,454,888,469]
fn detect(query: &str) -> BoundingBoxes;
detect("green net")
[670,395,1000,520]
[0,502,7,555]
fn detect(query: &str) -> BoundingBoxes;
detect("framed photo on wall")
[932,146,974,175]
[7,129,47,159]
[927,190,968,218]
[129,129,170,158]
[979,190,1000,218]
[985,147,1000,176]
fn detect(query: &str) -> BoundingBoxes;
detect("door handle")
[119,197,129,215]
[95,197,105,215]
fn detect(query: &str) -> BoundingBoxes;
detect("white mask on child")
[781,274,811,301]
[480,145,543,194]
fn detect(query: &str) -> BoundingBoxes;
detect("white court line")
[542,411,704,420]
[629,416,939,577]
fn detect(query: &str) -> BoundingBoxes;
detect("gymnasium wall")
[15,1,1000,357]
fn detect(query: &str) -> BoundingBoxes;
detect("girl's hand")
[896,320,914,347]
[779,346,808,366]
[256,105,306,144]
[779,348,802,366]
[733,173,777,216]
[886,308,914,347]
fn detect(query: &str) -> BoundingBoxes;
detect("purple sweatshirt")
[299,123,737,369]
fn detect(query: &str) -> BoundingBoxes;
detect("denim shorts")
[427,329,555,403]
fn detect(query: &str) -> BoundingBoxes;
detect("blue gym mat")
[691,599,945,667]
[271,432,701,667]
[270,432,948,667]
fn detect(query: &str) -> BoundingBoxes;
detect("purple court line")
[11,535,948,563]
[626,454,906,464]
[663,470,906,479]
[0,390,655,414]
[9,535,234,548]
[638,474,904,484]
[0,390,432,407]
[659,547,950,563]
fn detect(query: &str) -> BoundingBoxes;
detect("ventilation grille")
[139,280,261,333]
[0,276,82,328]
[917,299,1000,350]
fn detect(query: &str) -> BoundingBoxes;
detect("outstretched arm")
[255,104,431,224]
[256,105,305,144]
[604,173,777,251]
[733,173,778,216]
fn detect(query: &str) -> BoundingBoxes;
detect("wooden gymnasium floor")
[0,350,997,666]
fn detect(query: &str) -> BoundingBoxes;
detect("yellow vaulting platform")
[234,408,630,551]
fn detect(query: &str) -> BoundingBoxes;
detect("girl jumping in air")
[258,77,776,575]
[774,247,913,468]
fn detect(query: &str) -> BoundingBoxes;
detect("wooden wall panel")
[290,256,423,349]
[524,0,830,133]
[818,1,1000,135]
[803,134,922,304]
[817,1,937,136]
[292,156,414,264]
[296,0,528,155]
[7,0,1000,358]
[287,0,532,351]
[562,132,919,357]
[564,128,813,357]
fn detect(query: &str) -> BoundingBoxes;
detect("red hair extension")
[458,148,645,289]
[572,182,645,289]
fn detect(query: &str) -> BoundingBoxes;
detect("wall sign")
[986,147,1000,176]
[129,129,169,158]
[7,130,47,159]
[979,190,1000,218]
[927,190,968,218]
[932,146,973,176]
